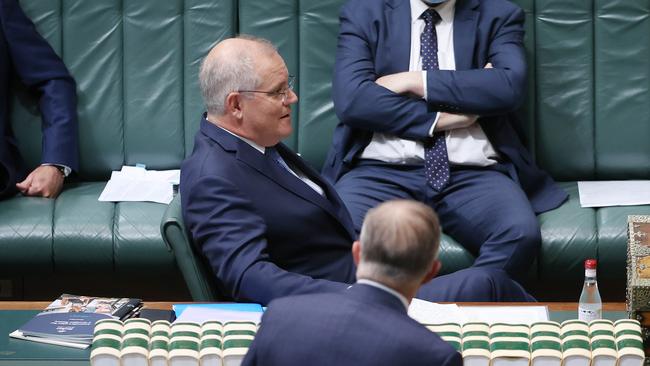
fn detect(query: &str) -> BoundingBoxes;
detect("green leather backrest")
[13,0,235,181]
[13,0,650,182]
[512,0,650,181]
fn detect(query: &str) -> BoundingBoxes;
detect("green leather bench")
[3,0,649,300]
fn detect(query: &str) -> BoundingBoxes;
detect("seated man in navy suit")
[323,0,568,282]
[243,200,463,366]
[0,0,78,199]
[181,35,534,306]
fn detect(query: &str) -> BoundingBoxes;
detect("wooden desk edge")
[0,301,626,311]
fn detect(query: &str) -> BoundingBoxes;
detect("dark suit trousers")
[335,160,541,280]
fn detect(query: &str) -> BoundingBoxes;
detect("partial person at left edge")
[0,0,78,200]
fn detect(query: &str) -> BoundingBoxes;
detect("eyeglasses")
[239,75,296,104]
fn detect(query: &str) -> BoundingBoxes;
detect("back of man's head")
[356,200,441,290]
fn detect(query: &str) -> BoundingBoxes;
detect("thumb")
[16,174,33,191]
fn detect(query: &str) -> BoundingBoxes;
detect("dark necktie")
[421,9,450,191]
[265,146,290,173]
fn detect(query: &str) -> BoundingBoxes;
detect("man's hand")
[16,165,64,198]
[375,71,424,97]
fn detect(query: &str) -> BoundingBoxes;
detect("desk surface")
[0,301,628,311]
[0,302,628,366]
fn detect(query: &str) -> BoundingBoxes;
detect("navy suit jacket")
[242,283,462,366]
[180,118,357,305]
[322,0,567,213]
[0,0,78,198]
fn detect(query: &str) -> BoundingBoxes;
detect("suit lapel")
[386,0,411,73]
[276,144,357,239]
[453,0,479,71]
[201,119,357,239]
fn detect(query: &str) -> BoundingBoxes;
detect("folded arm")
[332,4,436,141]
[333,3,526,138]
[425,7,527,115]
[185,175,347,306]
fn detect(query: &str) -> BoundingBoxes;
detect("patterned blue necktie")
[266,146,290,172]
[421,9,450,191]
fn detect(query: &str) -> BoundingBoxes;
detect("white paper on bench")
[578,181,650,208]
[98,166,179,204]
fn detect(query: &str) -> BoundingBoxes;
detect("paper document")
[578,180,650,207]
[408,299,468,324]
[408,299,548,325]
[98,166,180,204]
[459,305,548,325]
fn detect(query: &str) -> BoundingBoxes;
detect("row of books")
[90,318,257,366]
[10,294,142,349]
[424,319,645,366]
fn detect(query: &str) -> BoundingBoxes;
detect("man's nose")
[285,89,298,105]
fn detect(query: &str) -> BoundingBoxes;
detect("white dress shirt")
[216,124,324,196]
[361,0,499,167]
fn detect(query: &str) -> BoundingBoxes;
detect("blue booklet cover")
[10,293,141,348]
[19,312,110,341]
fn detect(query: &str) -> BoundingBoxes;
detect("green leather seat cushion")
[0,182,174,275]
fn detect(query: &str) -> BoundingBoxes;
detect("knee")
[500,216,541,249]
[465,268,534,302]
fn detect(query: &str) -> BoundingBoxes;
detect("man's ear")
[421,259,441,285]
[224,92,243,119]
[352,240,361,267]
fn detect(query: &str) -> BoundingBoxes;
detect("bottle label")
[578,306,601,322]
[585,269,596,277]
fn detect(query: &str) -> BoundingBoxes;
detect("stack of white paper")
[408,298,549,325]
[578,181,650,207]
[98,166,180,204]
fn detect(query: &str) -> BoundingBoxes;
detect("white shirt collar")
[356,279,410,310]
[210,120,266,154]
[410,0,456,24]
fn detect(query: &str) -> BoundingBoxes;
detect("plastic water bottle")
[578,259,602,321]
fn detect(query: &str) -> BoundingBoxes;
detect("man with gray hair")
[180,35,533,305]
[242,200,459,366]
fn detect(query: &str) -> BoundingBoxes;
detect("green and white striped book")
[168,336,200,366]
[562,334,591,366]
[530,321,561,339]
[223,334,255,366]
[199,335,223,366]
[90,333,121,366]
[461,335,490,366]
[90,317,260,366]
[530,335,562,366]
[148,335,169,366]
[489,324,530,366]
[120,333,149,366]
[590,334,617,366]
[151,320,171,338]
[616,334,645,366]
[425,319,644,366]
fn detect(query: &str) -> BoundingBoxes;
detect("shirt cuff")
[421,71,428,100]
[42,163,71,177]
[428,113,440,137]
